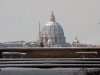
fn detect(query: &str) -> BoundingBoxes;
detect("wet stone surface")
[0,68,99,75]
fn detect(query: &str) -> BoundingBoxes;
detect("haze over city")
[0,0,100,45]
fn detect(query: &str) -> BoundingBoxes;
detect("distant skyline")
[0,0,100,45]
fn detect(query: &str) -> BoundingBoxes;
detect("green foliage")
[85,69,100,75]
[74,68,100,75]
[0,43,7,48]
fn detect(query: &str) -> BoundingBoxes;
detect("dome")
[73,37,80,43]
[40,11,66,45]
[41,22,64,35]
[41,11,64,35]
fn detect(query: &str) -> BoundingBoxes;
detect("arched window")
[59,37,62,44]
[55,37,58,43]
[45,37,48,43]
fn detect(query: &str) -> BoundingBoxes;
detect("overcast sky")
[0,0,100,45]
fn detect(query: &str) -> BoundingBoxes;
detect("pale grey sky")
[0,0,100,45]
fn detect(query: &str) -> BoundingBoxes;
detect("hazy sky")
[0,0,100,45]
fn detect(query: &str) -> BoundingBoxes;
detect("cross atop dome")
[49,11,55,22]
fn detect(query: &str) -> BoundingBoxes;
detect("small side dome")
[47,39,55,45]
[73,37,80,43]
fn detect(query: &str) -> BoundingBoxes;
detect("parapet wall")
[0,47,100,58]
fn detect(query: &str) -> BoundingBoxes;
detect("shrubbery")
[74,68,100,75]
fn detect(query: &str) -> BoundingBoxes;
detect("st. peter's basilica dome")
[41,11,64,35]
[40,11,66,45]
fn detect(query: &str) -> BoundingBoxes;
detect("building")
[72,37,80,47]
[38,11,66,47]
[4,42,24,48]
[72,37,87,47]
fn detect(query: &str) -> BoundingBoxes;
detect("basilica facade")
[37,11,66,47]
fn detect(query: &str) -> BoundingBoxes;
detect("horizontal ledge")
[0,61,100,64]
[0,58,100,61]
[0,64,100,67]
[0,47,100,50]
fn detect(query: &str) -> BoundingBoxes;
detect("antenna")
[39,21,40,36]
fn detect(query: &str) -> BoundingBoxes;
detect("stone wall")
[0,48,100,58]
